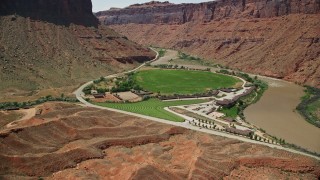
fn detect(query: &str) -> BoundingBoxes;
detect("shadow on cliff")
[0,0,99,27]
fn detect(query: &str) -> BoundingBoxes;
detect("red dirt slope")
[0,0,155,101]
[0,102,319,179]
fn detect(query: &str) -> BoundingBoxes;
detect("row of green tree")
[83,84,110,95]
[110,73,142,93]
[153,64,211,72]
[0,94,79,110]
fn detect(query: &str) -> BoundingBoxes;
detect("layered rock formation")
[0,102,319,179]
[97,0,320,25]
[0,0,155,101]
[97,0,320,87]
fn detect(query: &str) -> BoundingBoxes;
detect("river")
[244,77,320,153]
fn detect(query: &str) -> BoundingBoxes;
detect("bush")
[217,69,231,75]
[97,88,109,94]
[0,96,79,110]
[158,49,166,57]
[93,76,106,84]
[109,73,139,93]
[143,95,150,101]
[178,52,201,61]
[83,84,94,95]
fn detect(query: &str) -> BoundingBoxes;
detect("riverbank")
[296,86,320,128]
[244,77,320,153]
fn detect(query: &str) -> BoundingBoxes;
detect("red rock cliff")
[97,0,320,88]
[97,0,320,25]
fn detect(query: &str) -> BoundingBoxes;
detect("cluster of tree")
[97,88,109,94]
[267,136,288,145]
[142,95,151,101]
[110,74,142,93]
[153,64,180,69]
[83,73,144,95]
[83,84,94,95]
[93,76,106,84]
[0,94,79,110]
[296,86,320,128]
[278,138,286,144]
[158,49,166,57]
[217,69,231,75]
[217,70,255,83]
[195,119,215,125]
[153,64,211,72]
[236,72,254,83]
[251,135,274,143]
[190,120,217,129]
[83,77,110,95]
[158,91,217,100]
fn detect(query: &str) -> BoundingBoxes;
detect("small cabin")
[216,99,236,108]
[93,93,105,98]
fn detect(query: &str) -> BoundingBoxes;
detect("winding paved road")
[74,48,320,160]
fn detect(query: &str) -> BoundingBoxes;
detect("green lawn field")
[219,106,239,119]
[133,69,241,95]
[95,98,207,122]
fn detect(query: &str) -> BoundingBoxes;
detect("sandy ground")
[91,93,121,103]
[151,49,217,70]
[116,91,141,102]
[151,49,178,65]
[0,86,77,103]
[5,108,36,128]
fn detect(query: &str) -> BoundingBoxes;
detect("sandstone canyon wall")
[97,0,320,87]
[0,0,155,101]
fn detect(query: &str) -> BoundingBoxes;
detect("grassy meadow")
[95,98,207,122]
[133,69,241,95]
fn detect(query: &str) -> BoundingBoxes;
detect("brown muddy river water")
[244,77,320,153]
